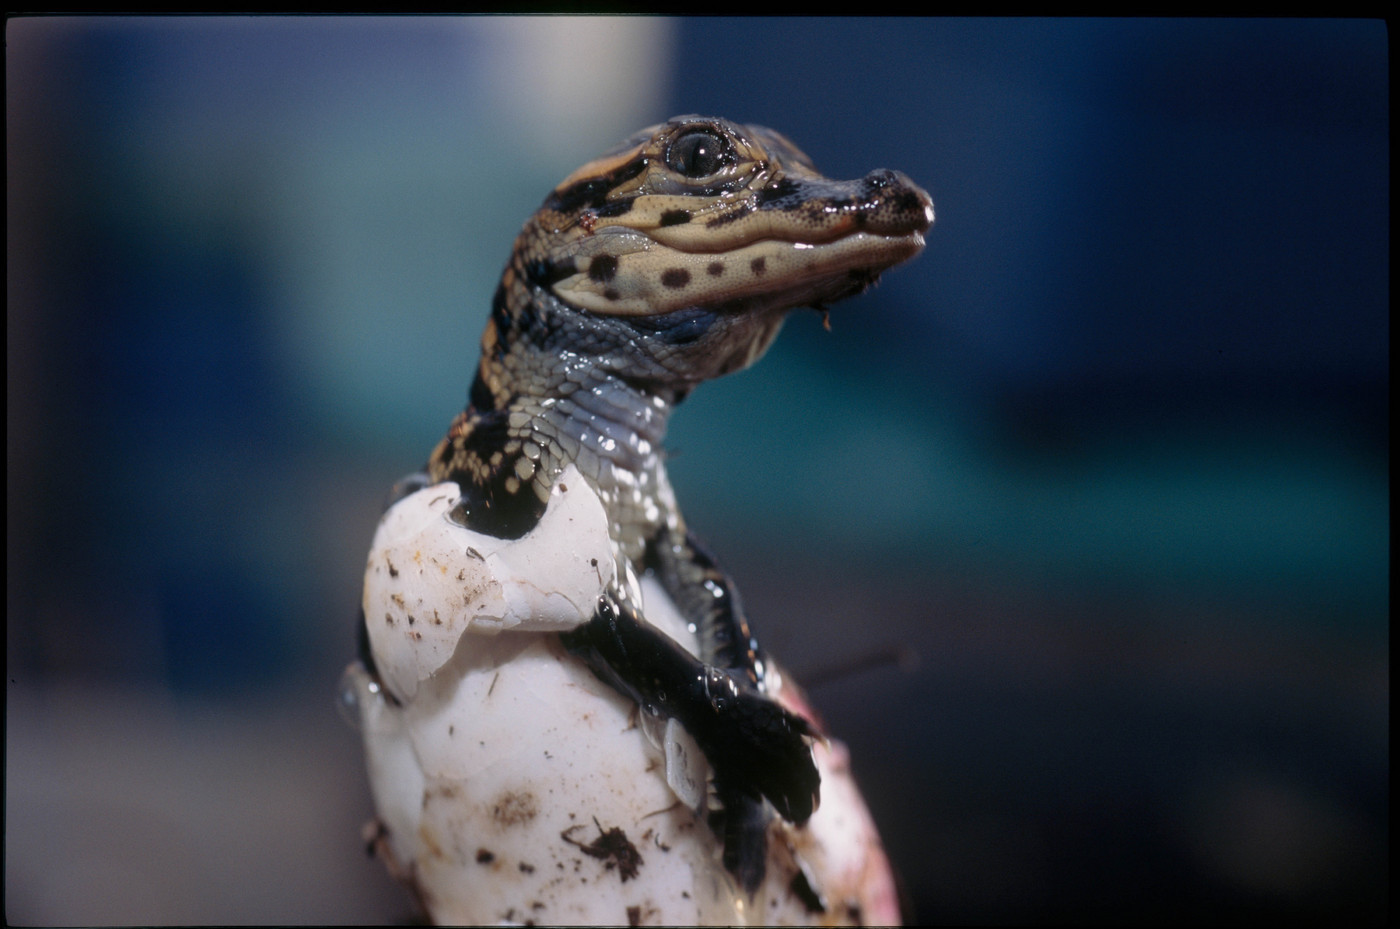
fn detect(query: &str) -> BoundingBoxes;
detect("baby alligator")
[384,115,932,893]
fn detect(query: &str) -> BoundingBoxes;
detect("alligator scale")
[344,115,933,925]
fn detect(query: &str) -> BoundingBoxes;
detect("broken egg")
[343,466,900,925]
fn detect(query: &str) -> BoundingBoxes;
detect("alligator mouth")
[551,226,925,317]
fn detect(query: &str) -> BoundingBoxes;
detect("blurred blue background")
[7,16,1386,924]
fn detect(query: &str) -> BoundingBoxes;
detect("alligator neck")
[430,271,683,557]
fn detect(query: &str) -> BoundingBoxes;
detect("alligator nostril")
[864,168,898,190]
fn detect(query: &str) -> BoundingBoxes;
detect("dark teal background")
[7,17,1386,924]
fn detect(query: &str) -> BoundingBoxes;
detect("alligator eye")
[665,129,734,179]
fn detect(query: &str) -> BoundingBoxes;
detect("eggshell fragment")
[361,466,617,702]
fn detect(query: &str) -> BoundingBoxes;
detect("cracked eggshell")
[761,678,904,926]
[348,630,746,926]
[362,466,616,702]
[350,469,900,925]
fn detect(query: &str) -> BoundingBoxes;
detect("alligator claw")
[693,667,820,824]
[715,789,770,896]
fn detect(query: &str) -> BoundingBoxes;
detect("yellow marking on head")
[553,141,649,193]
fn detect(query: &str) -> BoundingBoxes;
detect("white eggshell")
[349,467,900,925]
[361,467,617,703]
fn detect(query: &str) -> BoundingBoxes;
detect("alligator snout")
[859,168,935,237]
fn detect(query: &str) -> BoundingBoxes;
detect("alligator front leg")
[559,593,820,892]
[647,527,767,687]
[643,526,821,892]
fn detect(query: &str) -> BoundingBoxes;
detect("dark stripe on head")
[753,176,804,209]
[544,156,649,214]
[596,200,634,218]
[525,257,577,289]
[704,203,754,228]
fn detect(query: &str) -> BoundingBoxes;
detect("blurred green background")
[7,17,1386,924]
